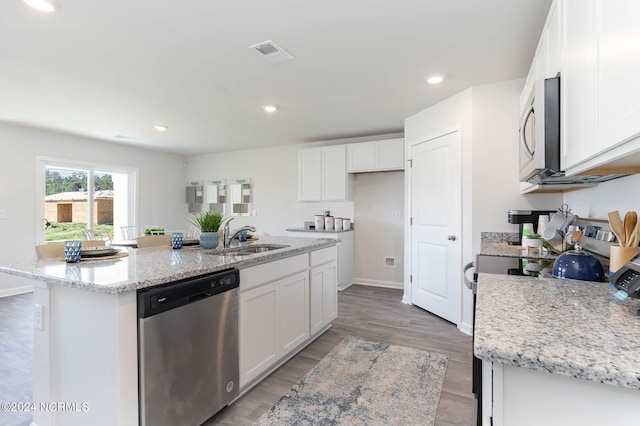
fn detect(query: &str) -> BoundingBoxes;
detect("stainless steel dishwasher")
[137,269,239,426]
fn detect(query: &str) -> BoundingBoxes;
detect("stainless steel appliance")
[138,269,240,426]
[519,76,561,183]
[464,217,616,425]
[519,76,627,187]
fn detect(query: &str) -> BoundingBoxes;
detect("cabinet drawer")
[240,254,307,292]
[310,246,338,267]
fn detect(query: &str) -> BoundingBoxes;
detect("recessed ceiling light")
[262,105,278,113]
[426,74,445,85]
[22,0,56,12]
[154,124,168,132]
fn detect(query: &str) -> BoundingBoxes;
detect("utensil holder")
[609,246,640,273]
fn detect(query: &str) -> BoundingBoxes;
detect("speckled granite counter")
[474,272,640,390]
[286,227,353,234]
[0,236,336,295]
[480,231,558,260]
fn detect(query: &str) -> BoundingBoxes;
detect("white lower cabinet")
[239,248,338,390]
[286,230,353,290]
[239,254,308,389]
[239,282,279,388]
[310,260,337,335]
[279,271,310,353]
[484,361,640,426]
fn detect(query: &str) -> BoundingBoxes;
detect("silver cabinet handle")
[520,103,535,160]
[463,261,475,290]
[447,235,457,241]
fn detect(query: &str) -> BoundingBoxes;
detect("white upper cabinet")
[597,0,640,151]
[545,2,561,78]
[560,0,599,171]
[298,145,348,201]
[298,148,323,201]
[560,0,640,174]
[520,1,561,115]
[346,138,404,172]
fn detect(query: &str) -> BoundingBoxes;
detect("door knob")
[447,235,457,241]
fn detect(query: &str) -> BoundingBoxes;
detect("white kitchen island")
[474,273,640,425]
[0,236,337,426]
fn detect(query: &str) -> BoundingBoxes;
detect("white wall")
[0,123,187,296]
[471,80,564,253]
[404,79,563,334]
[184,144,354,236]
[352,171,404,287]
[562,174,640,219]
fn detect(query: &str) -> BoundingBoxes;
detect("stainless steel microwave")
[519,76,561,183]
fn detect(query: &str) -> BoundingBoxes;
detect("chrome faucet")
[222,218,256,248]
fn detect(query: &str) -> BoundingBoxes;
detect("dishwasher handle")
[187,291,213,303]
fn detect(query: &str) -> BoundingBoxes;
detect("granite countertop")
[480,241,558,260]
[0,236,337,295]
[474,272,640,390]
[286,227,353,234]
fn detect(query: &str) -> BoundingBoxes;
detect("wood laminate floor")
[0,292,33,426]
[0,285,473,426]
[210,285,473,425]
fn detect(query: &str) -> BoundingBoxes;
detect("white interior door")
[410,131,461,324]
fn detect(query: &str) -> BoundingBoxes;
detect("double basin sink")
[206,244,289,260]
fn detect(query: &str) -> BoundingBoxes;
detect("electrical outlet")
[34,304,44,330]
[0,209,7,219]
[394,210,402,220]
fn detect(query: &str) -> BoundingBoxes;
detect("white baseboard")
[458,321,472,336]
[0,285,33,298]
[349,278,404,290]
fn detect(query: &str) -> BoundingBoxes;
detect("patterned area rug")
[255,336,449,426]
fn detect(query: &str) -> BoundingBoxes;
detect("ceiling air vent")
[249,40,294,64]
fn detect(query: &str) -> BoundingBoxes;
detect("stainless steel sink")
[210,252,253,259]
[236,245,288,254]
[206,244,289,258]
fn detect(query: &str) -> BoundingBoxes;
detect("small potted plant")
[189,212,225,249]
[525,233,544,254]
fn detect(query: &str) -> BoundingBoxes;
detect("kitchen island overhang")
[0,236,338,426]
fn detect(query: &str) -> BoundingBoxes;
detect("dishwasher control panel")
[137,268,239,318]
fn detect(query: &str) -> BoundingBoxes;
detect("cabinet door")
[322,145,347,200]
[239,283,279,388]
[561,0,599,171]
[598,0,640,149]
[298,148,322,201]
[310,261,337,335]
[279,271,309,355]
[347,142,375,172]
[376,139,404,170]
[545,0,560,78]
[322,261,338,322]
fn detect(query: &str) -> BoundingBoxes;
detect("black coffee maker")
[508,209,556,245]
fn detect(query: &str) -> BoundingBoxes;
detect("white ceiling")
[0,0,552,156]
